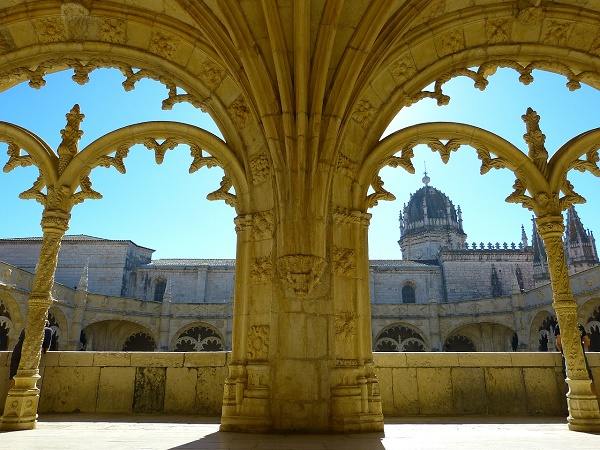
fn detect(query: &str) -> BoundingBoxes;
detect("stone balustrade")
[1,351,594,417]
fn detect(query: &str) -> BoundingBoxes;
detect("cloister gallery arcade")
[0,0,600,433]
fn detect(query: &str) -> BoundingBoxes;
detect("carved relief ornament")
[333,207,371,227]
[333,246,356,277]
[276,255,326,297]
[247,325,270,360]
[252,210,274,240]
[250,256,273,283]
[249,152,271,184]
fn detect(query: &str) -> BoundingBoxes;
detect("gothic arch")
[0,118,250,213]
[81,319,156,351]
[443,335,477,352]
[82,314,152,333]
[373,322,428,352]
[0,292,23,347]
[356,121,543,212]
[171,321,225,352]
[529,311,557,352]
[444,322,516,352]
[577,297,600,326]
[351,5,600,159]
[579,299,600,351]
[122,331,156,352]
[0,6,255,149]
[47,306,68,350]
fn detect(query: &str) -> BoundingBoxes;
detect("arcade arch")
[171,322,225,352]
[443,322,516,352]
[530,311,558,352]
[374,323,428,352]
[81,320,156,352]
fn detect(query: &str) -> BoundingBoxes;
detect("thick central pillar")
[221,174,383,432]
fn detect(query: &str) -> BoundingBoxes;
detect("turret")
[564,206,600,274]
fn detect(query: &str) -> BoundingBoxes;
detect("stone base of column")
[220,370,273,433]
[566,379,600,432]
[330,373,384,433]
[0,375,41,431]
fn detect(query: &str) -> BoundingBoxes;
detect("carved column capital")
[534,214,564,240]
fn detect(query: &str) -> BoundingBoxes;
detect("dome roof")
[405,185,457,224]
[400,176,465,239]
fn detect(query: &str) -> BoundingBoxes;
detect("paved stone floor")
[0,414,599,449]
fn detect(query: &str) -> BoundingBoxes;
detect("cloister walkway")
[0,414,597,449]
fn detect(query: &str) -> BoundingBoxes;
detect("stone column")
[0,207,70,430]
[221,214,273,432]
[329,208,383,432]
[536,214,600,431]
[158,281,172,351]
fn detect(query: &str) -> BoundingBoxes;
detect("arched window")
[123,332,156,351]
[153,280,167,302]
[402,285,415,304]
[174,325,225,351]
[443,335,476,352]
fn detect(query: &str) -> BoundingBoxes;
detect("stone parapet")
[0,352,592,417]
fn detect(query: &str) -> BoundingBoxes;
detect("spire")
[521,225,528,248]
[531,217,546,263]
[564,206,599,273]
[422,163,430,186]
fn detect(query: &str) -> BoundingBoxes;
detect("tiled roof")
[146,259,236,267]
[369,259,440,268]
[0,235,154,251]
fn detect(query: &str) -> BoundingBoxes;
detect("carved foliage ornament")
[250,256,272,283]
[0,58,204,111]
[337,153,357,178]
[403,61,600,110]
[247,325,269,360]
[335,311,357,338]
[367,146,414,209]
[333,246,356,277]
[100,18,126,44]
[333,206,371,227]
[252,210,274,241]
[485,18,512,44]
[228,96,251,128]
[33,17,67,43]
[249,153,271,184]
[352,99,376,129]
[149,30,179,59]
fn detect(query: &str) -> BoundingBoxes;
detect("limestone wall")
[1,351,595,417]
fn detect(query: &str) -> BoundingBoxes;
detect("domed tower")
[399,173,467,260]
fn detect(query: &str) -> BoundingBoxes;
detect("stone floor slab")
[0,415,598,449]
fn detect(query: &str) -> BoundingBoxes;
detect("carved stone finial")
[57,104,85,175]
[521,107,548,173]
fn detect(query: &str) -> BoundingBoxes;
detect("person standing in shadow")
[9,320,54,389]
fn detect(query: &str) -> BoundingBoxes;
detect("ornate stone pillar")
[221,213,273,432]
[536,214,600,431]
[329,207,383,432]
[0,206,70,430]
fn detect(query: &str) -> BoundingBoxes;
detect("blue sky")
[1,68,599,259]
